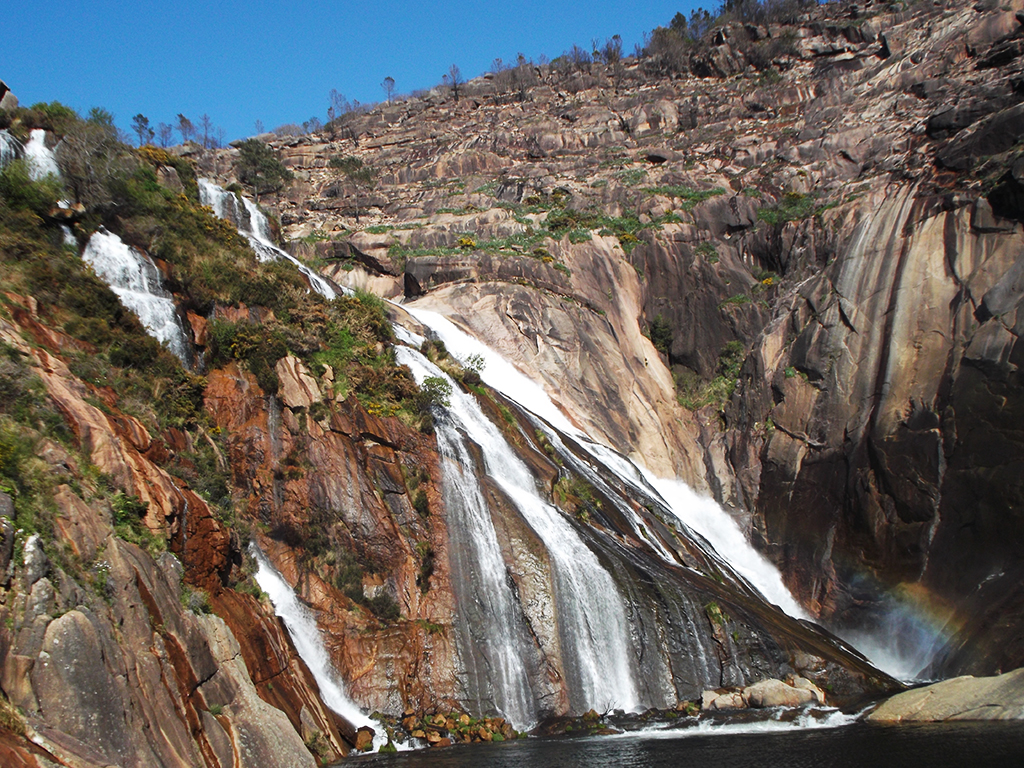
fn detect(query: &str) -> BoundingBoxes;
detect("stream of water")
[250,549,376,727]
[398,347,640,721]
[24,128,60,180]
[81,229,191,363]
[198,179,341,299]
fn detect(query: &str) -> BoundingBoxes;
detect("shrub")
[236,139,292,200]
[367,591,400,623]
[649,314,673,355]
[412,489,430,517]
[418,376,452,411]
[757,192,817,226]
[329,155,377,185]
[0,160,63,215]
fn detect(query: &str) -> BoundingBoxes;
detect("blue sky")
[3,1,702,142]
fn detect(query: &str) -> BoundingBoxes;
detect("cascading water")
[250,547,375,730]
[398,347,640,717]
[198,179,341,299]
[0,129,21,169]
[398,305,947,683]
[401,306,807,619]
[425,395,536,727]
[24,128,60,180]
[82,229,191,364]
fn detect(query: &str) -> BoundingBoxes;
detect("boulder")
[867,669,1024,721]
[355,727,376,751]
[0,80,16,111]
[790,676,827,704]
[23,535,49,585]
[744,678,816,708]
[701,689,747,710]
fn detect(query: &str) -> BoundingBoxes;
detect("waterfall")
[250,548,375,730]
[198,179,341,299]
[82,230,191,364]
[397,347,640,717]
[427,393,536,727]
[401,305,808,619]
[24,128,60,181]
[0,129,21,169]
[640,475,808,620]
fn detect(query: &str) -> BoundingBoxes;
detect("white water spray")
[250,548,374,729]
[82,230,191,363]
[642,475,808,620]
[24,129,60,181]
[398,346,640,715]
[400,305,808,620]
[0,129,21,169]
[198,179,341,299]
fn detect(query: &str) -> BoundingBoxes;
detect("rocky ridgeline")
[199,0,1024,676]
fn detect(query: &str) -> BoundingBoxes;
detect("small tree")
[381,76,396,104]
[176,113,194,144]
[199,113,214,148]
[236,139,291,203]
[156,122,173,147]
[131,113,154,146]
[443,64,463,102]
[254,119,265,134]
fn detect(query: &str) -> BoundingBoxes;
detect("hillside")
[0,0,1023,765]
[207,0,1024,675]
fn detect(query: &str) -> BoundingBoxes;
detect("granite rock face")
[867,669,1024,721]
[214,0,1024,678]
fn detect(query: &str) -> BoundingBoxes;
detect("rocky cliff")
[197,0,1024,678]
[2,0,1024,763]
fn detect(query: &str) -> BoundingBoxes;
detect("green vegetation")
[0,160,63,216]
[418,376,453,410]
[695,241,719,263]
[644,185,726,210]
[676,341,746,411]
[236,139,292,201]
[757,192,818,226]
[329,155,378,185]
[649,314,673,355]
[614,168,648,186]
[553,474,599,524]
[111,491,165,556]
[705,600,729,626]
[181,583,213,614]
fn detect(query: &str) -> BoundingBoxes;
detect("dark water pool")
[347,720,1024,767]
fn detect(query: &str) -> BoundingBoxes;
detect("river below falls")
[343,720,1024,767]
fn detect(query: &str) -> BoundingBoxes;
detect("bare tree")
[254,119,265,135]
[443,64,463,101]
[156,122,173,148]
[303,116,323,134]
[216,127,226,149]
[131,113,154,146]
[176,114,194,144]
[199,113,214,148]
[329,89,351,116]
[381,76,396,104]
